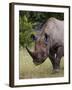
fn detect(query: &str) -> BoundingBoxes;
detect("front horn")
[26,46,34,58]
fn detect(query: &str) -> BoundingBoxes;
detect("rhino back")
[44,17,64,46]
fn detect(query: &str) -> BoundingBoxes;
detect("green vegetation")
[19,11,64,48]
[19,48,64,79]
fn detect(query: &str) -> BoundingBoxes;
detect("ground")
[19,48,64,79]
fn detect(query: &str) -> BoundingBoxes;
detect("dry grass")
[19,48,64,79]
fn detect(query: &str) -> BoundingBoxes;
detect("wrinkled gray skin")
[26,17,64,72]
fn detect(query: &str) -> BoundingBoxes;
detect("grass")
[19,48,64,79]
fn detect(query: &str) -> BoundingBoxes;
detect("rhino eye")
[31,34,37,41]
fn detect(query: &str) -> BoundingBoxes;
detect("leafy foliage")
[19,11,64,48]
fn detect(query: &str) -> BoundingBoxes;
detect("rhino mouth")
[33,59,46,66]
[33,60,41,65]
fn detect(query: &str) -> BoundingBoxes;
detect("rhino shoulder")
[45,17,64,33]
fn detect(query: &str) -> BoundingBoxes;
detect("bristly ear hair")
[31,34,37,41]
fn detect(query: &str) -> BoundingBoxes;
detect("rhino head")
[26,33,50,65]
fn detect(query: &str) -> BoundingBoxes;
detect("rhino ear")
[44,33,49,42]
[31,34,37,41]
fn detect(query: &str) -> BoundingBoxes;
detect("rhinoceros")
[26,17,64,72]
